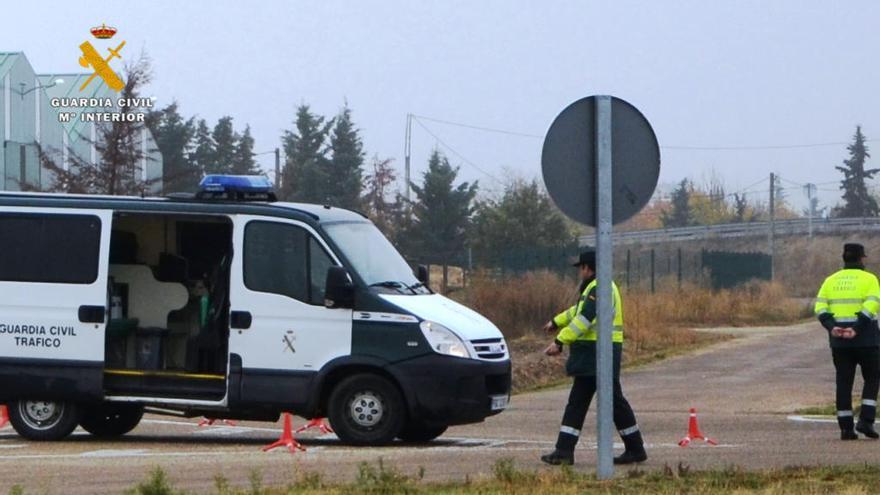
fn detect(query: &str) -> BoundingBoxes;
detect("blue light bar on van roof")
[199,175,272,194]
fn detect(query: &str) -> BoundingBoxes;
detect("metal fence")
[578,217,880,246]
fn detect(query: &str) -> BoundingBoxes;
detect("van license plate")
[490,395,509,411]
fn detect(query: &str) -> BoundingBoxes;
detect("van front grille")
[470,338,508,361]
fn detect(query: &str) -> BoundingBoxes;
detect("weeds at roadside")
[19,462,880,494]
[355,458,414,494]
[126,467,179,495]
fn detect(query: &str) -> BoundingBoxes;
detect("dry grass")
[776,235,880,297]
[452,271,810,392]
[115,462,880,495]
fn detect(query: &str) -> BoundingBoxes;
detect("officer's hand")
[544,342,562,356]
[842,328,857,339]
[542,321,557,334]
[831,327,845,337]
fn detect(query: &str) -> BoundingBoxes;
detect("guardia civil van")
[0,176,510,444]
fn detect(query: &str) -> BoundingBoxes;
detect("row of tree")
[35,56,880,284]
[656,126,877,228]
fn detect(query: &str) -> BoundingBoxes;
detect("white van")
[0,176,510,445]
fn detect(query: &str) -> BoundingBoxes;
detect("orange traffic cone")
[294,417,334,435]
[0,405,8,429]
[262,413,305,453]
[198,417,238,427]
[678,408,718,447]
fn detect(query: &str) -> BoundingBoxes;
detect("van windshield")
[323,221,424,293]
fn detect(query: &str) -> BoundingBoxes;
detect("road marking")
[0,450,257,461]
[787,415,837,424]
[80,449,149,458]
[0,444,25,449]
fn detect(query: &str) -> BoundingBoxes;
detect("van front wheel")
[327,373,405,445]
[9,400,81,441]
[79,403,144,437]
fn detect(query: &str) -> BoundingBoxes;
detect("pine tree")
[327,104,365,210]
[406,150,478,292]
[836,126,879,218]
[471,179,572,265]
[147,102,198,193]
[733,193,748,223]
[280,104,333,202]
[189,119,215,180]
[661,179,695,227]
[232,125,261,175]
[210,116,238,175]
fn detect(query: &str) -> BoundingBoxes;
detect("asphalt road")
[1,321,875,494]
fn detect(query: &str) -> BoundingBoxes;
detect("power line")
[411,116,504,186]
[662,140,880,151]
[411,112,880,152]
[412,114,544,139]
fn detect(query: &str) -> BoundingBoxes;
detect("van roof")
[0,191,368,225]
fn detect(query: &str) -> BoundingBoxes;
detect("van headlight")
[419,321,471,358]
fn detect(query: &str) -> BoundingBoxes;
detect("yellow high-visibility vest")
[554,279,624,345]
[815,269,880,325]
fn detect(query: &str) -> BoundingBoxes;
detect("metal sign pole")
[594,95,614,479]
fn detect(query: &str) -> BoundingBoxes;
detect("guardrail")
[578,217,880,246]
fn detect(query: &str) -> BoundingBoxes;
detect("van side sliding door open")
[0,207,113,402]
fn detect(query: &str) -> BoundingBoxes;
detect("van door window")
[244,221,331,305]
[308,237,333,305]
[0,213,101,284]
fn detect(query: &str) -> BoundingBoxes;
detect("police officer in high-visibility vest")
[540,250,647,465]
[815,243,880,440]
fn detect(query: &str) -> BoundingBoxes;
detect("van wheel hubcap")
[20,401,64,430]
[349,392,384,427]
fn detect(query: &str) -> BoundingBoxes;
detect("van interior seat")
[109,264,188,327]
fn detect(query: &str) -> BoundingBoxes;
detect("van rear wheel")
[9,400,81,441]
[79,403,144,437]
[397,421,447,443]
[327,373,405,445]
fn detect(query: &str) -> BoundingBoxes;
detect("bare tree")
[362,155,401,236]
[34,52,159,195]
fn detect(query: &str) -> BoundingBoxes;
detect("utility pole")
[769,173,775,280]
[274,147,281,190]
[804,183,816,239]
[404,113,412,204]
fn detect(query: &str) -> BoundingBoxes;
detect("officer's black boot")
[543,426,578,465]
[857,398,878,439]
[838,411,856,440]
[614,430,647,465]
[856,420,879,439]
[540,449,574,465]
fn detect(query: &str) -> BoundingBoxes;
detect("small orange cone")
[678,408,718,447]
[294,417,334,435]
[0,405,8,429]
[262,413,305,453]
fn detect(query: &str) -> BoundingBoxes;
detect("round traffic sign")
[541,96,660,226]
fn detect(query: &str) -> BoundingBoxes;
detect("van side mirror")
[325,266,354,309]
[416,264,429,285]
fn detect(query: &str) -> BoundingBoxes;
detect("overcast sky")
[5,1,880,212]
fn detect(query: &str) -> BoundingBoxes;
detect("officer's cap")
[572,250,596,269]
[844,243,867,259]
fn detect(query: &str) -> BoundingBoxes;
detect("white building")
[0,51,162,193]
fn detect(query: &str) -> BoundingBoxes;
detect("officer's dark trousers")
[555,375,643,452]
[832,347,880,431]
